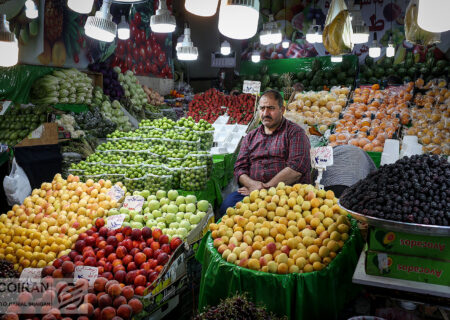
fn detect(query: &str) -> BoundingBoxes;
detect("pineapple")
[281,73,294,101]
[44,0,63,44]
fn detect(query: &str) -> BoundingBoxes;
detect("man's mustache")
[263,116,272,120]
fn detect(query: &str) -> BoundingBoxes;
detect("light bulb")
[251,51,260,63]
[306,32,317,44]
[331,55,343,62]
[369,46,381,58]
[386,43,395,57]
[418,0,450,33]
[117,15,130,40]
[350,6,369,44]
[68,0,94,14]
[220,40,231,55]
[270,31,282,45]
[185,0,219,17]
[177,26,198,61]
[84,0,117,42]
[218,0,259,40]
[25,0,38,19]
[150,0,176,33]
[282,39,289,49]
[0,14,19,67]
[176,35,184,49]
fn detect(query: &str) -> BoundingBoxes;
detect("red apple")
[128,298,143,314]
[121,286,134,301]
[161,244,171,254]
[122,239,133,251]
[117,304,132,320]
[115,233,124,242]
[127,262,137,272]
[122,255,133,266]
[96,250,106,260]
[107,253,117,263]
[105,245,115,256]
[141,227,152,240]
[84,257,97,267]
[143,248,153,259]
[113,295,127,308]
[94,277,108,292]
[159,234,169,245]
[116,246,127,259]
[102,272,113,281]
[122,226,132,236]
[134,252,146,266]
[150,241,160,251]
[61,261,75,275]
[131,229,142,240]
[104,263,113,272]
[113,265,126,274]
[134,275,146,287]
[52,258,63,268]
[100,306,116,320]
[107,236,118,247]
[170,237,182,251]
[99,227,108,238]
[134,286,145,296]
[95,218,105,228]
[42,266,55,277]
[125,271,137,285]
[156,252,169,266]
[148,271,158,283]
[152,228,162,241]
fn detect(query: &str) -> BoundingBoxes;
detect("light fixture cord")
[100,0,113,16]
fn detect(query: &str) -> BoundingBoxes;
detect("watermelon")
[398,68,406,77]
[312,58,322,71]
[261,74,270,86]
[337,72,346,82]
[270,73,279,82]
[369,77,378,84]
[426,57,435,68]
[347,68,356,77]
[365,56,374,67]
[261,65,269,74]
[387,68,395,75]
[359,64,367,74]
[247,74,254,80]
[330,78,338,86]
[436,59,447,69]
[375,67,384,78]
[302,79,310,87]
[408,67,417,77]
[346,77,354,86]
[432,66,441,75]
[333,65,342,75]
[384,57,393,67]
[342,59,351,70]
[306,72,314,80]
[420,67,429,76]
[296,71,306,80]
[405,58,414,68]
[364,68,373,78]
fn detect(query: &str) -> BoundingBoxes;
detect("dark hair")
[261,89,283,108]
[293,82,304,92]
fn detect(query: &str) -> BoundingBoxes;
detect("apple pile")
[46,218,182,296]
[0,174,121,273]
[211,183,351,274]
[107,189,210,240]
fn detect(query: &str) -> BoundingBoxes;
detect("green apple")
[108,209,120,216]
[179,220,191,231]
[176,212,185,220]
[147,195,157,201]
[168,190,179,201]
[156,217,166,223]
[146,219,157,228]
[143,213,154,222]
[162,228,169,235]
[185,195,197,204]
[143,207,151,214]
[169,222,179,229]
[140,190,150,198]
[152,210,162,218]
[160,197,170,206]
[175,196,186,206]
[130,221,143,229]
[148,200,160,211]
[119,207,129,215]
[190,214,202,224]
[184,212,193,221]
[176,217,182,223]
[177,228,188,238]
[122,221,131,227]
[178,204,186,212]
[165,213,176,224]
[133,214,144,223]
[191,224,198,229]
[197,211,207,219]
[197,200,209,212]
[186,203,196,213]
[167,204,178,214]
[123,214,130,222]
[157,222,166,230]
[166,229,175,236]
[129,210,139,219]
[156,190,166,199]
[133,191,140,196]
[161,204,168,213]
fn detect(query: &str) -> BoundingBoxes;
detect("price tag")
[311,146,333,168]
[74,266,98,286]
[107,185,125,202]
[243,80,261,94]
[30,125,44,139]
[20,268,42,284]
[0,101,12,115]
[107,214,126,230]
[122,195,145,212]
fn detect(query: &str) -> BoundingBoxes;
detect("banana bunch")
[323,0,353,55]
[405,0,440,46]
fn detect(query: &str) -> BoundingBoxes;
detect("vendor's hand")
[238,187,250,195]
[262,182,272,189]
[248,181,264,192]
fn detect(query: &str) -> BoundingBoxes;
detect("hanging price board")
[107,185,125,202]
[73,266,98,285]
[243,81,261,94]
[106,214,126,230]
[311,146,334,168]
[122,195,145,212]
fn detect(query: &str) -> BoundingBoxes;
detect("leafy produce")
[56,114,85,138]
[0,174,120,272]
[114,67,148,113]
[188,88,255,124]
[194,294,287,320]
[30,68,93,105]
[89,62,125,101]
[60,136,96,159]
[211,183,350,274]
[92,86,133,132]
[72,106,117,138]
[0,104,49,146]
[51,218,182,296]
[341,154,449,226]
[329,85,411,152]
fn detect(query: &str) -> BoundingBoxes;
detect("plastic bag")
[323,0,353,55]
[405,0,440,46]
[3,158,31,206]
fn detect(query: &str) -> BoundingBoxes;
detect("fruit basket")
[338,200,450,236]
[180,165,208,191]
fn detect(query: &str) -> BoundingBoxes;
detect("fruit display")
[0,259,19,278]
[328,85,412,152]
[30,69,93,105]
[114,68,148,113]
[89,63,125,101]
[0,104,49,146]
[47,218,182,296]
[188,88,255,125]
[92,87,133,132]
[340,154,449,226]
[143,86,165,106]
[106,189,211,240]
[55,114,86,139]
[287,87,350,128]
[0,174,120,272]
[211,183,351,274]
[194,294,285,320]
[71,107,117,139]
[176,117,215,150]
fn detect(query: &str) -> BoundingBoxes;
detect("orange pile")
[328,84,413,152]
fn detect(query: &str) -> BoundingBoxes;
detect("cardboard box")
[83,71,103,89]
[15,123,58,147]
[365,250,450,286]
[368,227,450,260]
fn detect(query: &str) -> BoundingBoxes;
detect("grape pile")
[341,154,450,226]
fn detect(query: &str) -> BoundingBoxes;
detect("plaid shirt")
[235,118,311,184]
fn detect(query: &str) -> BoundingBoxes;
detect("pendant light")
[118,15,130,40]
[369,32,380,58]
[177,25,198,61]
[331,55,343,62]
[282,39,289,49]
[218,0,260,40]
[0,14,19,67]
[417,0,450,33]
[385,1,395,58]
[185,0,219,17]
[220,40,231,56]
[68,0,94,14]
[251,50,261,63]
[281,0,290,49]
[85,0,117,42]
[176,35,184,49]
[260,14,282,45]
[306,19,322,44]
[349,1,369,44]
[150,0,176,33]
[25,0,38,19]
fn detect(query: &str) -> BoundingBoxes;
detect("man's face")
[259,95,284,130]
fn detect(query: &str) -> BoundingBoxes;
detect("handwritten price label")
[122,195,145,212]
[107,214,126,230]
[20,268,42,285]
[74,266,98,286]
[107,185,125,202]
[243,81,261,95]
[311,146,333,168]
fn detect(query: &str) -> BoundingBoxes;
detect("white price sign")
[243,80,261,94]
[311,146,333,168]
[107,214,126,230]
[122,195,145,212]
[20,268,42,285]
[74,266,98,286]
[107,185,125,202]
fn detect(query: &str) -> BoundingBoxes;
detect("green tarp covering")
[196,219,364,320]
[0,65,55,104]
[0,151,10,167]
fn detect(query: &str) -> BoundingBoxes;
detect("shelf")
[353,250,450,298]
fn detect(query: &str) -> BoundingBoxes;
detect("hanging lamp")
[349,1,369,44]
[176,35,184,49]
[177,25,198,61]
[218,0,260,40]
[306,19,320,44]
[0,14,19,67]
[68,0,94,14]
[417,0,450,33]
[185,0,219,17]
[25,0,38,19]
[84,0,117,42]
[251,50,261,63]
[221,40,231,55]
[369,32,380,58]
[150,0,176,33]
[260,14,282,45]
[118,15,130,40]
[281,0,289,48]
[331,55,343,62]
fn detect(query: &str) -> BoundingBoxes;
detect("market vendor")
[219,90,311,216]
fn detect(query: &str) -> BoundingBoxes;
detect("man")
[219,90,311,216]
